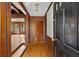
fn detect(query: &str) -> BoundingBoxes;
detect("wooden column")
[0,2,1,56]
[0,3,11,57]
[6,3,11,57]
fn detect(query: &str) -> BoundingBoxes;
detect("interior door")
[36,20,43,42]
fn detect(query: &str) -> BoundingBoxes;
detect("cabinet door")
[56,11,63,42]
[64,3,77,49]
[78,3,79,50]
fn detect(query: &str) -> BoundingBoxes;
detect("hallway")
[2,2,79,57]
[0,2,54,57]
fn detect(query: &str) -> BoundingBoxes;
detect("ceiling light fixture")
[35,3,39,12]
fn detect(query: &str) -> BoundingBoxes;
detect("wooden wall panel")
[0,3,11,57]
[6,3,11,56]
[30,16,45,43]
[0,3,1,56]
[1,3,7,56]
[46,36,55,56]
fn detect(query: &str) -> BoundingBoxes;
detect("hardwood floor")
[22,42,55,57]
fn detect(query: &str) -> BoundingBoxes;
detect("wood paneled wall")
[46,36,55,56]
[0,2,1,56]
[30,16,45,43]
[0,3,11,57]
[6,3,11,56]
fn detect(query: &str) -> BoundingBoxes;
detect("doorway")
[30,16,45,43]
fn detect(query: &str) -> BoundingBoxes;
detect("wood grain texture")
[22,41,55,57]
[0,2,1,56]
[1,3,7,56]
[30,16,45,43]
[46,36,55,57]
[0,2,11,57]
[6,3,11,56]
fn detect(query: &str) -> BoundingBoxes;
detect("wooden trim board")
[11,43,26,56]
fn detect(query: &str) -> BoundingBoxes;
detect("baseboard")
[20,44,28,57]
[11,43,25,56]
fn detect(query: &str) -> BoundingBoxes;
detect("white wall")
[11,35,25,52]
[11,18,26,52]
[47,3,53,39]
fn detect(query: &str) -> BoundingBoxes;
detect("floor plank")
[22,42,55,57]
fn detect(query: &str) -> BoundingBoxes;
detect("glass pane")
[14,24,19,33]
[21,24,25,32]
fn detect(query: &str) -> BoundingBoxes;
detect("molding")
[11,3,25,16]
[20,44,28,57]
[44,2,53,43]
[46,35,55,42]
[11,43,26,56]
[45,2,53,16]
[19,2,30,16]
[30,16,44,17]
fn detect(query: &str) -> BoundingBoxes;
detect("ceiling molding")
[19,2,30,16]
[45,2,53,16]
[11,3,24,15]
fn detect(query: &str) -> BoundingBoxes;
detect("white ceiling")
[12,2,51,16]
[23,2,51,16]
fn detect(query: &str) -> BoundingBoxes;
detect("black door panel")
[64,3,77,49]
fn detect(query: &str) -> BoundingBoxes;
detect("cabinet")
[64,3,77,49]
[11,18,26,34]
[53,2,79,56]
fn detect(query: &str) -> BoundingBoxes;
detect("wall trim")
[11,43,26,56]
[45,2,53,16]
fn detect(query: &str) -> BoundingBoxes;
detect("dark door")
[64,3,77,49]
[78,3,79,50]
